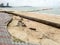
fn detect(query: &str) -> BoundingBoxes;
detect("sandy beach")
[0,8,60,45]
[6,11,60,45]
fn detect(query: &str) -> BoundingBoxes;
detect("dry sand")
[12,11,60,24]
[7,12,60,45]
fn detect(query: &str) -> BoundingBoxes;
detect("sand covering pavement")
[7,13,60,45]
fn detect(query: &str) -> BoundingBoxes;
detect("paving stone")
[0,13,12,26]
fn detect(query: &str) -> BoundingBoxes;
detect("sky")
[0,0,60,7]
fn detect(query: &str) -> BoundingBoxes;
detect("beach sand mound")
[8,15,60,45]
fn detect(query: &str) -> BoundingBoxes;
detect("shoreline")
[0,8,60,16]
[22,11,60,16]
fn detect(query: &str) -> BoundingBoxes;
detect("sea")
[1,7,60,15]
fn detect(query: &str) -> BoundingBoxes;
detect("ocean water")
[38,8,60,15]
[1,7,60,15]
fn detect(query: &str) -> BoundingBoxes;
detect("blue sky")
[0,0,60,7]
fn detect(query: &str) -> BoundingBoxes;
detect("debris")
[29,28,36,31]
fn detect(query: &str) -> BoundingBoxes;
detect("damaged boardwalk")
[0,13,14,45]
[0,11,60,45]
[0,13,38,45]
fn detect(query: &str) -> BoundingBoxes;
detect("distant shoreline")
[0,7,60,15]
